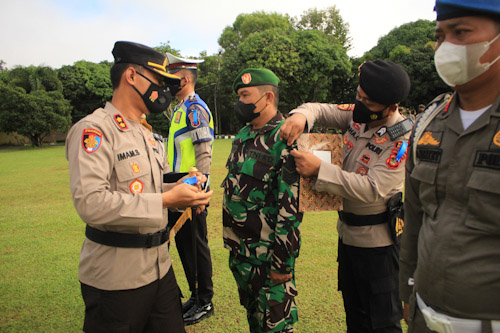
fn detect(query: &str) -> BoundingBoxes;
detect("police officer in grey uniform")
[399,1,500,332]
[165,53,215,325]
[280,61,412,333]
[66,41,212,333]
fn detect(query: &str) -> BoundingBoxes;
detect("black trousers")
[338,239,403,333]
[81,268,184,333]
[168,209,214,305]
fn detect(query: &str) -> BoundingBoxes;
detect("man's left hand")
[270,270,292,284]
[290,149,321,177]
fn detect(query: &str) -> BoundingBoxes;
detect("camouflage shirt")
[222,112,303,274]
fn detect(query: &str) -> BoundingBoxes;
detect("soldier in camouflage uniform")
[222,68,303,333]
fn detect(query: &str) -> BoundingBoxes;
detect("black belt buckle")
[145,228,169,248]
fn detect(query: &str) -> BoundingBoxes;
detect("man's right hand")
[279,113,307,146]
[162,183,212,209]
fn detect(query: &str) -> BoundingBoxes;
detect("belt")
[416,293,500,333]
[338,211,388,226]
[85,225,170,248]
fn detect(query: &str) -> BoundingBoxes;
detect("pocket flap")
[115,158,149,182]
[467,170,500,195]
[410,163,438,184]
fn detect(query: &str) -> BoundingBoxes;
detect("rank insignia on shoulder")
[377,127,387,137]
[189,95,198,102]
[338,104,354,111]
[129,179,144,194]
[493,130,500,148]
[82,128,103,153]
[114,114,128,130]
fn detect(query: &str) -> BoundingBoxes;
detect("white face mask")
[434,33,500,87]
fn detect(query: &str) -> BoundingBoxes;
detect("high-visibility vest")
[167,94,214,172]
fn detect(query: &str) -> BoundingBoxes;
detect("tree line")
[0,7,450,146]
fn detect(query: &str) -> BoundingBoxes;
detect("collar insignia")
[114,114,128,130]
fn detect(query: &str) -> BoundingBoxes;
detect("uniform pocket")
[115,157,150,182]
[465,169,500,234]
[264,279,298,332]
[237,161,274,206]
[410,163,438,218]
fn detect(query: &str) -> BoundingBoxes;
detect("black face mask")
[169,77,186,96]
[133,72,173,114]
[352,99,388,124]
[234,94,266,124]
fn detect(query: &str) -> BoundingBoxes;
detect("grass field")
[1,140,363,332]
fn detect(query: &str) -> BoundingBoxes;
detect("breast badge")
[129,179,144,194]
[417,132,440,146]
[493,130,500,147]
[82,128,102,153]
[357,166,368,175]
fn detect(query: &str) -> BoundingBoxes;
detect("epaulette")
[412,93,453,162]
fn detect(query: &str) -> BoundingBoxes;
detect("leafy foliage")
[57,60,112,122]
[292,6,352,50]
[0,81,71,146]
[360,19,451,109]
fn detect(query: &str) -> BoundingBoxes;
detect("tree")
[359,19,451,109]
[0,60,6,72]
[0,81,72,146]
[218,11,292,53]
[367,19,436,59]
[7,65,62,94]
[57,60,112,123]
[293,6,352,50]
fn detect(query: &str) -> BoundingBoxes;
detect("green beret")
[233,68,280,93]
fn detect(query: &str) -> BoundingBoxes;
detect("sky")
[0,0,437,69]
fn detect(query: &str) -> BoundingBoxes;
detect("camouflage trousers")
[228,254,298,333]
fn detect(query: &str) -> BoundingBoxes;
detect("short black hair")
[258,85,279,108]
[110,63,144,89]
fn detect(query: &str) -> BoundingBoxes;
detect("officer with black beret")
[400,1,500,332]
[66,41,212,332]
[281,60,412,332]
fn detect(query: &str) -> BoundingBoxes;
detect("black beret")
[359,60,411,105]
[112,41,180,84]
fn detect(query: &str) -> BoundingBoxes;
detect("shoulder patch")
[114,114,128,130]
[188,107,201,128]
[338,104,354,111]
[82,128,103,153]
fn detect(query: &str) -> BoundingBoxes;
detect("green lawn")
[0,140,347,332]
